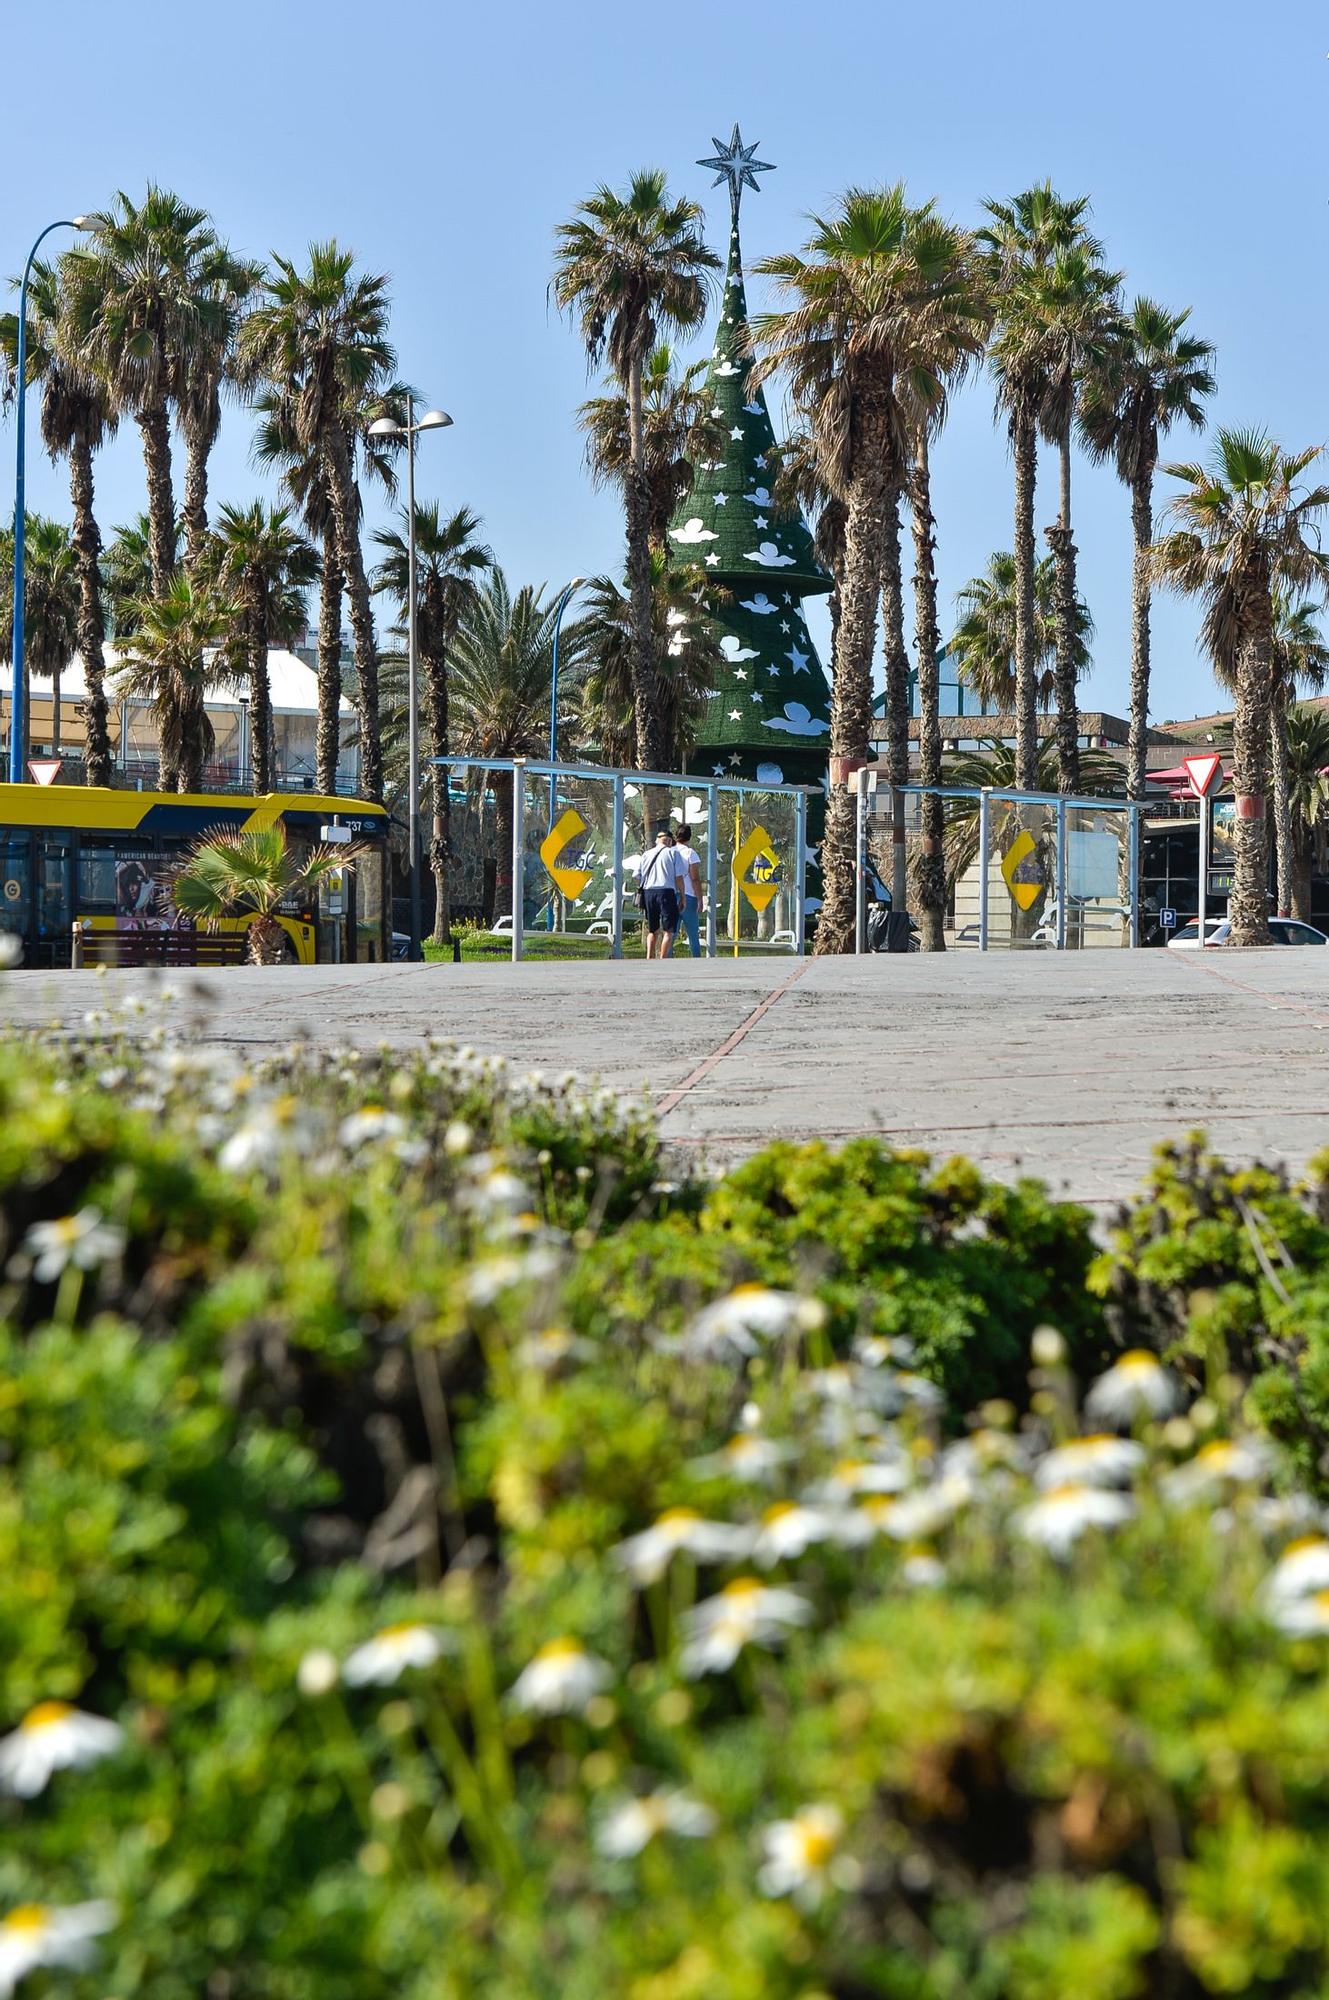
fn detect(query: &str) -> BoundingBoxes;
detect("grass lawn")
[425,930,801,964]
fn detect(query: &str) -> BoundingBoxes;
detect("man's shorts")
[643,887,679,935]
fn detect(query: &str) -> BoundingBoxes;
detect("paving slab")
[6,950,1328,1210]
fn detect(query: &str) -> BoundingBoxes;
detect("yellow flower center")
[721,1578,762,1601]
[833,1461,865,1483]
[1283,1536,1329,1558]
[656,1507,701,1528]
[1196,1442,1233,1466]
[377,1622,426,1643]
[762,1502,797,1525]
[21,1701,74,1733]
[2,1907,49,1936]
[797,1825,837,1868]
[535,1637,584,1662]
[1118,1350,1160,1373]
[731,1283,770,1299]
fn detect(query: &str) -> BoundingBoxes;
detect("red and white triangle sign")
[1183,753,1223,798]
[27,760,61,786]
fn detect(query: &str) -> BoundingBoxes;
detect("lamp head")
[367,416,402,439]
[70,215,93,230]
[418,409,453,431]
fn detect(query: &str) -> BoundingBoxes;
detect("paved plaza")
[8,950,1328,1209]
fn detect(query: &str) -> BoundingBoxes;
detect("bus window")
[0,831,29,939]
[38,841,72,937]
[355,844,385,962]
[78,845,120,905]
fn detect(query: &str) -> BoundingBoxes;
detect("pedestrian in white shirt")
[637,831,682,959]
[673,823,703,958]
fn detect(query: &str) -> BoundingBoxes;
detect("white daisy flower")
[750,1500,838,1565]
[939,1430,1029,1489]
[613,1507,752,1586]
[508,1638,612,1717]
[679,1578,812,1677]
[0,1902,116,1995]
[1015,1483,1134,1555]
[1265,1536,1329,1602]
[1271,1587,1329,1637]
[852,1333,917,1368]
[807,1456,912,1505]
[595,1789,716,1857]
[21,1210,125,1284]
[296,1649,340,1697]
[517,1328,596,1373]
[672,1285,824,1362]
[1034,1436,1145,1490]
[1085,1350,1181,1427]
[342,1623,454,1687]
[338,1106,406,1150]
[1162,1438,1270,1504]
[758,1804,845,1908]
[894,1372,946,1415]
[868,1481,968,1543]
[901,1548,946,1588]
[689,1434,793,1484]
[0,1702,124,1798]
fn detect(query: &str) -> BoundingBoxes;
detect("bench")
[72,926,250,969]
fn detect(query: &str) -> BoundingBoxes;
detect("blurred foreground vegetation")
[5,984,1329,1997]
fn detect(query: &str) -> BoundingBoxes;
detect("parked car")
[1167,916,1328,949]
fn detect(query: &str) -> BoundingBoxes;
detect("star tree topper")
[698,124,775,222]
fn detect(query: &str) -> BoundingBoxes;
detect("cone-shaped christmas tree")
[667,126,832,785]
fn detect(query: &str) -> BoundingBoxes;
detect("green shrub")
[6,997,1329,1997]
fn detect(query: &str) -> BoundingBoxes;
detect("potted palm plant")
[173,824,353,966]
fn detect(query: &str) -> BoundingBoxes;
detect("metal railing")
[436,755,816,964]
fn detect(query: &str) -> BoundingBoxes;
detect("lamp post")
[367,398,452,962]
[546,576,585,929]
[8,216,90,785]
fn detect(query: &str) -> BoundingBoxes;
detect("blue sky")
[6,0,1327,723]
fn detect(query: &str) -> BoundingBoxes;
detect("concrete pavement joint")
[655,961,810,1118]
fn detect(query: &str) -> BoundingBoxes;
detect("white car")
[1166,916,1328,949]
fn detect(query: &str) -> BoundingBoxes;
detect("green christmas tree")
[667,127,832,786]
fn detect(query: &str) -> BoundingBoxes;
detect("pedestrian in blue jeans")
[674,822,703,958]
[637,831,682,959]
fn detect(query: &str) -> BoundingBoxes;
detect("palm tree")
[240,243,398,802]
[579,344,726,551]
[65,189,222,598]
[210,503,318,793]
[103,514,180,639]
[941,737,1124,928]
[174,823,348,965]
[748,187,972,952]
[1152,430,1329,945]
[1079,298,1215,805]
[1269,598,1329,914]
[372,504,492,942]
[447,571,589,922]
[177,240,262,572]
[1286,702,1329,921]
[979,184,1097,792]
[772,425,847,677]
[950,551,1091,711]
[0,516,79,759]
[575,553,723,769]
[898,218,992,950]
[553,170,718,771]
[118,571,234,791]
[1,256,119,784]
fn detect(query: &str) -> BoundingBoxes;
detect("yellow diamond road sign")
[539,807,593,900]
[732,824,781,913]
[1000,829,1043,912]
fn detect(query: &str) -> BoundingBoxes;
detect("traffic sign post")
[1160,907,1177,931]
[1183,755,1223,949]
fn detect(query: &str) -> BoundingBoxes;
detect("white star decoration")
[728,709,742,721]
[735,668,748,680]
[712,763,726,776]
[730,425,744,440]
[714,493,727,506]
[705,553,719,566]
[787,647,811,673]
[754,514,768,528]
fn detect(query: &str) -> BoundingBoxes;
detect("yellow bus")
[0,784,391,968]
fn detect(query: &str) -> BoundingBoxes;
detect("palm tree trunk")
[494,768,515,922]
[817,401,889,956]
[324,427,382,803]
[1127,459,1154,804]
[316,525,344,796]
[182,394,220,572]
[626,356,664,782]
[250,589,274,795]
[50,665,62,754]
[68,436,113,787]
[138,402,177,598]
[1292,822,1314,923]
[1229,615,1273,947]
[909,434,946,952]
[424,647,451,944]
[1269,684,1293,918]
[1012,404,1039,794]
[879,482,910,912]
[1047,432,1080,794]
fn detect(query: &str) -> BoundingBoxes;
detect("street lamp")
[546,576,586,929]
[367,398,452,962]
[8,216,91,785]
